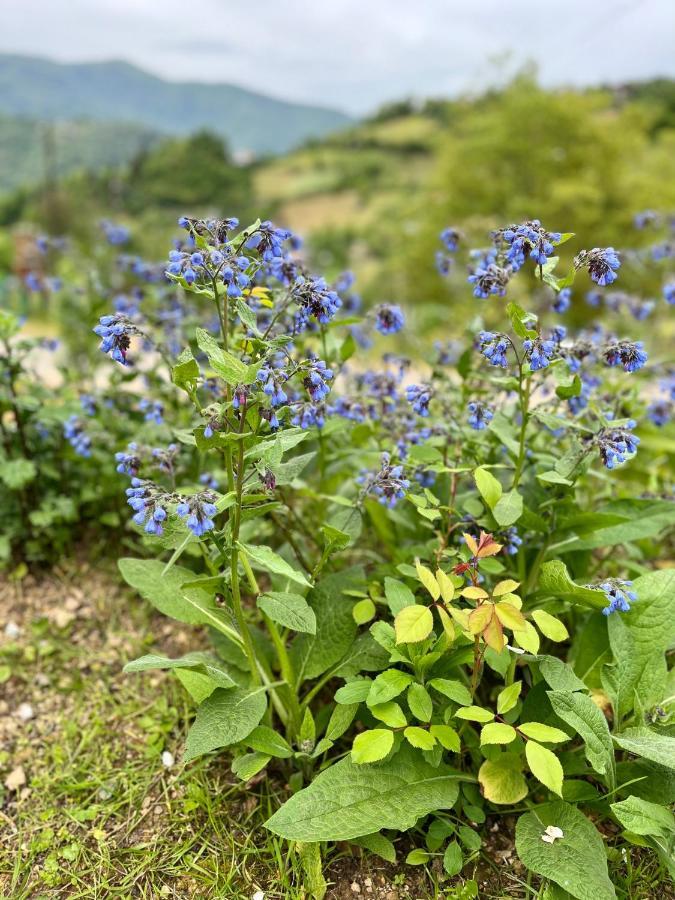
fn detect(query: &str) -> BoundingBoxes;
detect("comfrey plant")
[111,214,674,898]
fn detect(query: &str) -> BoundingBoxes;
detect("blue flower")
[497,220,561,270]
[440,227,461,252]
[303,359,333,402]
[586,290,602,308]
[139,399,164,424]
[358,452,410,508]
[523,337,556,371]
[292,276,342,324]
[647,400,671,427]
[603,340,648,373]
[633,210,659,229]
[663,281,675,305]
[552,288,571,314]
[405,383,432,417]
[246,221,291,261]
[478,331,509,368]
[176,493,218,536]
[467,401,493,430]
[598,423,640,469]
[575,247,621,286]
[100,220,130,246]
[374,304,405,335]
[502,526,522,555]
[291,403,326,429]
[93,314,135,366]
[468,264,511,299]
[64,415,91,457]
[600,580,637,616]
[257,363,289,407]
[125,479,169,535]
[115,443,140,476]
[80,394,97,416]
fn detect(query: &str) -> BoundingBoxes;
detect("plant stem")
[511,371,532,489]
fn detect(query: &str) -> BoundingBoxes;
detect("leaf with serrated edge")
[497,681,522,714]
[519,722,569,743]
[352,729,394,764]
[479,754,528,805]
[394,605,433,644]
[481,723,517,745]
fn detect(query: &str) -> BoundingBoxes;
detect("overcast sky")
[3,0,674,114]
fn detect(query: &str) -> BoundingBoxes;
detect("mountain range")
[0,54,353,192]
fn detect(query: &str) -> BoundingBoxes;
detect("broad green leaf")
[429,724,460,751]
[518,723,569,743]
[532,610,569,642]
[537,470,573,486]
[195,327,249,384]
[493,489,523,527]
[257,591,316,634]
[443,840,463,876]
[559,499,675,553]
[481,722,517,745]
[406,849,431,865]
[352,597,376,624]
[455,706,494,723]
[478,753,528,804]
[526,741,563,796]
[415,560,440,600]
[351,832,396,862]
[184,686,267,761]
[514,622,540,655]
[610,795,675,839]
[335,680,372,704]
[474,466,502,510]
[175,668,219,703]
[352,729,394,764]
[548,691,615,788]
[515,801,616,900]
[123,652,235,689]
[497,681,522,714]
[538,561,606,610]
[238,542,310,588]
[404,726,436,750]
[245,725,293,759]
[118,558,220,626]
[613,727,675,770]
[407,683,433,722]
[394,604,433,644]
[264,745,465,841]
[383,577,415,614]
[428,678,473,707]
[231,751,270,781]
[367,669,414,706]
[332,631,390,678]
[324,702,359,742]
[538,656,586,692]
[370,702,407,728]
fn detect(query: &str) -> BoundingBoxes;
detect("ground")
[0,564,670,899]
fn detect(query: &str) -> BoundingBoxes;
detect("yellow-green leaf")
[493,579,520,597]
[394,605,434,644]
[525,740,563,796]
[494,601,527,632]
[462,586,489,600]
[415,560,440,600]
[351,729,394,764]
[518,722,569,743]
[429,724,460,751]
[481,722,517,745]
[352,597,376,625]
[531,610,569,642]
[514,621,540,655]
[369,702,407,729]
[455,706,494,723]
[497,681,522,715]
[436,569,455,603]
[474,466,503,509]
[478,754,528,804]
[468,603,494,634]
[436,606,455,642]
[404,726,436,750]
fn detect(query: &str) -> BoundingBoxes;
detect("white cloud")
[2,0,674,113]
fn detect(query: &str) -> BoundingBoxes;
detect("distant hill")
[0,54,353,157]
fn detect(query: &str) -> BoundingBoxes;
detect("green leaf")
[429,725,460,751]
[352,597,376,625]
[383,577,416,614]
[429,678,473,706]
[559,499,675,553]
[172,349,199,388]
[0,458,37,490]
[184,686,268,761]
[493,490,523,527]
[324,703,359,742]
[394,604,434,644]
[406,849,431,865]
[297,840,327,900]
[613,727,675,770]
[238,543,310,588]
[479,753,528,805]
[526,741,563,796]
[497,681,522,714]
[264,745,465,841]
[518,723,569,743]
[123,652,235,689]
[537,470,573,486]
[506,301,538,339]
[455,706,494,723]
[481,723,517,745]
[245,725,293,759]
[370,702,407,729]
[407,683,433,722]
[474,466,502,510]
[611,795,675,839]
[175,668,219,703]
[195,327,249,384]
[539,561,606,610]
[515,801,616,900]
[538,656,586,692]
[415,560,440,600]
[443,840,463,876]
[335,680,372,704]
[404,726,436,750]
[367,669,414,706]
[532,610,569,642]
[231,751,270,781]
[352,729,394,764]
[351,832,396,862]
[606,569,675,720]
[257,591,316,634]
[548,691,615,787]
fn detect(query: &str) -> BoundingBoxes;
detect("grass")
[0,563,671,899]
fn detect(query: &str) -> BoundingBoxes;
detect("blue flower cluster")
[502,526,522,555]
[603,340,648,373]
[115,443,141,476]
[478,331,509,368]
[167,248,251,296]
[257,363,289,407]
[303,359,334,402]
[245,220,292,261]
[663,281,675,305]
[597,423,640,469]
[140,399,164,424]
[405,383,432,417]
[574,247,621,286]
[467,401,494,430]
[498,220,561,270]
[647,400,671,427]
[64,415,91,457]
[125,479,168,535]
[101,220,130,246]
[93,315,137,366]
[552,287,571,314]
[523,336,556,371]
[468,263,511,299]
[176,493,218,536]
[600,579,637,616]
[358,452,410,508]
[292,276,342,325]
[80,394,97,416]
[374,304,405,335]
